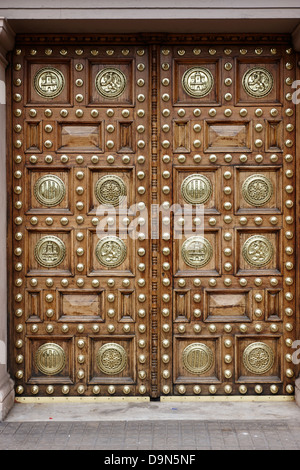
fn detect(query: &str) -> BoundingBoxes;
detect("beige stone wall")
[0,4,299,417]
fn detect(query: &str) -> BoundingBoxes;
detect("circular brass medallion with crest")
[242,235,274,267]
[242,174,273,207]
[34,235,66,268]
[95,68,127,99]
[182,236,213,268]
[243,342,274,375]
[35,343,66,375]
[242,67,273,98]
[34,67,65,99]
[182,343,214,375]
[34,174,66,207]
[95,236,127,268]
[182,67,214,98]
[95,175,127,207]
[96,343,127,375]
[181,174,212,205]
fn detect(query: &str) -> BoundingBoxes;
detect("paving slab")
[4,399,300,422]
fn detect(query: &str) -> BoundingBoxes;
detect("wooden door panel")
[10,36,297,399]
[11,43,151,398]
[158,43,296,397]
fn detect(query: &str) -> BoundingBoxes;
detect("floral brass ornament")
[243,342,274,375]
[96,343,127,375]
[34,174,66,207]
[35,343,66,375]
[95,175,127,207]
[242,174,273,207]
[34,235,66,268]
[242,235,274,267]
[182,343,214,375]
[182,67,214,98]
[181,174,212,205]
[242,67,273,98]
[34,67,65,99]
[95,236,127,268]
[95,67,126,99]
[182,236,213,268]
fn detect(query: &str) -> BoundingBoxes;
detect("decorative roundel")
[243,342,274,375]
[181,174,213,205]
[182,67,214,98]
[95,175,127,207]
[242,174,273,207]
[34,235,66,268]
[96,343,127,375]
[242,67,274,98]
[95,67,127,98]
[35,343,66,375]
[182,343,214,375]
[181,236,213,268]
[242,235,274,267]
[34,174,66,207]
[95,236,127,268]
[34,67,65,99]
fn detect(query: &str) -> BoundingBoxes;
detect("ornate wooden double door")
[10,35,298,399]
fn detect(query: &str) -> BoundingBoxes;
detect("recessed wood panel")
[173,59,220,105]
[204,289,251,322]
[58,123,103,152]
[88,336,136,384]
[204,121,251,153]
[88,60,134,106]
[26,60,72,105]
[58,290,105,322]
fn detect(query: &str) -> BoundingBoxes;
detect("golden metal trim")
[95,67,126,99]
[15,396,150,403]
[242,235,274,268]
[95,236,127,268]
[34,67,65,99]
[181,174,212,205]
[95,175,127,207]
[242,67,274,98]
[96,343,127,375]
[182,66,214,98]
[242,174,273,207]
[243,342,274,375]
[181,236,213,268]
[34,174,66,207]
[34,235,66,268]
[182,343,214,375]
[35,343,66,376]
[161,395,294,402]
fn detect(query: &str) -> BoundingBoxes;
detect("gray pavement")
[1,419,300,450]
[1,400,300,450]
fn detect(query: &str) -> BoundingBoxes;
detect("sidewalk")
[1,400,300,450]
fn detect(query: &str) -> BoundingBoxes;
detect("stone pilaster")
[0,17,15,421]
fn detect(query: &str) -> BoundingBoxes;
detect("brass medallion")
[181,174,212,205]
[95,68,126,98]
[95,175,127,207]
[95,236,127,268]
[242,235,274,267]
[182,67,214,98]
[35,343,66,375]
[34,175,66,207]
[181,236,213,268]
[242,67,273,98]
[242,174,273,207]
[182,343,214,375]
[34,235,66,268]
[34,67,65,99]
[96,343,127,375]
[243,342,274,375]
